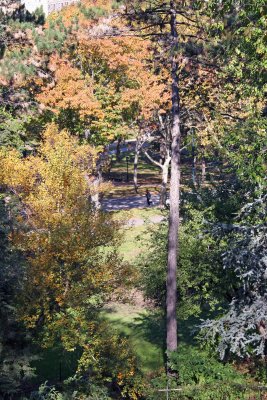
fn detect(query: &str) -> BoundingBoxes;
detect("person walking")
[145,189,152,206]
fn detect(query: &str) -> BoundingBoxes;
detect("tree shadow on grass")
[103,307,209,374]
[131,311,201,346]
[121,311,202,373]
[129,311,166,372]
[130,311,165,350]
[31,346,80,384]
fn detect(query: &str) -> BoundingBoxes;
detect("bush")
[147,346,253,400]
[27,381,112,399]
[139,208,228,319]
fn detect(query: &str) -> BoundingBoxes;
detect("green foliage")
[28,382,65,400]
[148,347,251,400]
[27,381,112,399]
[32,18,69,54]
[0,104,46,151]
[0,48,36,79]
[0,108,27,149]
[200,193,267,360]
[139,208,226,318]
[0,194,37,397]
[112,0,124,10]
[65,319,145,399]
[30,323,143,399]
[78,5,108,20]
[205,0,267,97]
[223,117,267,187]
[169,348,245,386]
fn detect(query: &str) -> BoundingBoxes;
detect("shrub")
[147,346,254,400]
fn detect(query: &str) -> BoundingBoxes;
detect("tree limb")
[143,150,163,169]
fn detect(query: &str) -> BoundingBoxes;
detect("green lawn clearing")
[102,304,165,373]
[112,207,167,262]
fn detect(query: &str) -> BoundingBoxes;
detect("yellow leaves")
[1,123,129,337]
[0,122,98,243]
[0,148,36,195]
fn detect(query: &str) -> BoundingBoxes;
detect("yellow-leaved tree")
[0,124,137,389]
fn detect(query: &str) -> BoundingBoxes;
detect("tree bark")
[90,158,103,210]
[116,137,122,161]
[160,160,170,206]
[201,156,206,184]
[166,1,180,353]
[133,140,140,193]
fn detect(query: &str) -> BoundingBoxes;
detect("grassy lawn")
[112,207,166,261]
[101,207,167,373]
[105,153,163,198]
[102,304,165,373]
[106,151,229,199]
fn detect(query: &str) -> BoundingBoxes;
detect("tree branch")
[143,150,162,169]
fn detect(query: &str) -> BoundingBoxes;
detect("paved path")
[107,139,150,155]
[126,214,166,227]
[102,194,160,211]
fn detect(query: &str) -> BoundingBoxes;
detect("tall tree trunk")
[192,133,196,186]
[133,140,140,193]
[201,156,206,184]
[166,1,180,354]
[116,137,122,161]
[160,161,170,206]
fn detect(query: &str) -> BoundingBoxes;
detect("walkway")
[101,194,160,211]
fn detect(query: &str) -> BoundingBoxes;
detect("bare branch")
[143,150,163,169]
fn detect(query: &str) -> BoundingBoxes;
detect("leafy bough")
[200,194,267,359]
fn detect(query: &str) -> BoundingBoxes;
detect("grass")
[100,207,167,373]
[102,304,165,373]
[106,151,230,199]
[112,207,166,261]
[105,153,163,198]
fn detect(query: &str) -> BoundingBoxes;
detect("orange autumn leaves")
[78,35,169,119]
[36,1,169,140]
[37,56,102,120]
